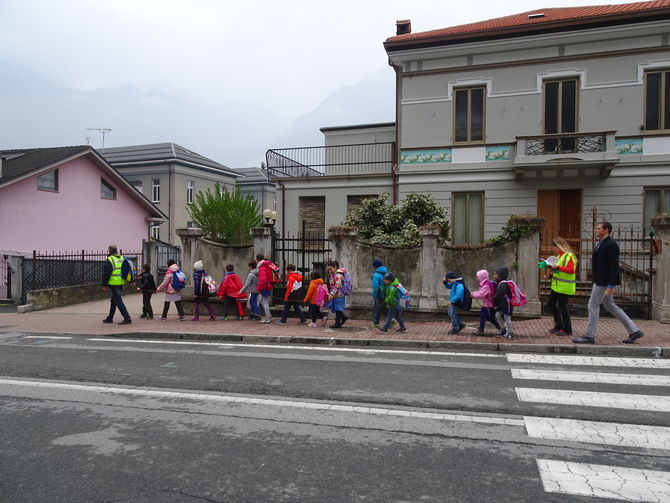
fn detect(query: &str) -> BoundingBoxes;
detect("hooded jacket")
[443,277,464,304]
[470,269,496,308]
[217,272,247,299]
[329,268,347,299]
[492,266,511,310]
[192,268,210,298]
[284,271,304,301]
[371,266,388,299]
[156,263,181,295]
[239,267,259,294]
[257,259,276,292]
[383,277,401,307]
[303,278,326,304]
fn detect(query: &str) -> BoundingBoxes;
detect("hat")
[445,271,458,279]
[372,259,383,268]
[193,260,204,271]
[384,272,395,282]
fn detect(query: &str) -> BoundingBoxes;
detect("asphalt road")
[1,331,669,502]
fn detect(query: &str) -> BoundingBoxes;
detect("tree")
[187,183,262,245]
[343,193,450,246]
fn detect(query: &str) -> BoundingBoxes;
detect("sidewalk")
[1,294,668,356]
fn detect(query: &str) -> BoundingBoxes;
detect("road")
[0,331,669,502]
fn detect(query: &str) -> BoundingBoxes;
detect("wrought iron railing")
[265,142,395,178]
[520,132,607,156]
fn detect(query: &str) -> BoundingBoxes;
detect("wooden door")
[537,189,582,255]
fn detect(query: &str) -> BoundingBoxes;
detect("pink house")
[0,146,165,254]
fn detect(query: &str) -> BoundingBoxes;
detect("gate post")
[515,231,542,316]
[176,228,202,286]
[252,227,273,259]
[419,226,440,310]
[328,226,358,307]
[651,214,670,323]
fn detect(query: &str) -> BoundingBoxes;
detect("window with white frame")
[37,169,58,191]
[101,178,116,200]
[645,70,670,131]
[452,192,484,245]
[150,224,160,240]
[454,87,485,143]
[152,179,160,203]
[186,180,194,204]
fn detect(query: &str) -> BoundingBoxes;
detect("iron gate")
[0,254,11,300]
[154,241,182,278]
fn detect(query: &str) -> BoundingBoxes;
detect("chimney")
[396,19,412,35]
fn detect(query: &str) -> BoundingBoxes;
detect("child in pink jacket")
[470,269,501,336]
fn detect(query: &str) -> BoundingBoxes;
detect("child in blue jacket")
[444,271,466,335]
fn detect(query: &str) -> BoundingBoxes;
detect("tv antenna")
[84,136,94,145]
[87,128,113,150]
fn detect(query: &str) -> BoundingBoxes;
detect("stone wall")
[27,283,112,312]
[651,214,670,323]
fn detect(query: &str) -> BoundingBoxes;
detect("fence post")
[81,250,85,285]
[251,226,273,259]
[176,228,202,286]
[651,214,670,323]
[31,250,36,292]
[515,231,542,316]
[328,227,358,308]
[419,226,440,310]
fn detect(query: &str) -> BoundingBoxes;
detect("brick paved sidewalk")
[0,293,667,349]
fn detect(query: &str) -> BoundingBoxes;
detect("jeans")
[585,284,639,339]
[478,307,499,330]
[141,290,153,317]
[107,285,130,320]
[281,301,306,322]
[546,290,572,333]
[383,306,405,330]
[248,293,259,316]
[372,295,387,325]
[260,292,271,320]
[448,304,461,330]
[495,310,514,334]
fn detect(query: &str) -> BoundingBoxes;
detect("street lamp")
[263,208,277,225]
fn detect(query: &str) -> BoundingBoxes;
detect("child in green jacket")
[377,272,407,334]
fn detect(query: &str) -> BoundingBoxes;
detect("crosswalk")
[508,353,670,502]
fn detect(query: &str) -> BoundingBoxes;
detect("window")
[452,192,484,245]
[186,180,194,204]
[187,221,194,228]
[644,187,670,235]
[298,196,325,237]
[150,224,160,240]
[130,180,143,192]
[101,178,116,200]
[37,169,58,191]
[454,87,485,143]
[152,179,160,203]
[544,78,578,151]
[645,70,670,131]
[347,194,376,216]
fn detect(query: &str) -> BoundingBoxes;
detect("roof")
[234,166,272,184]
[319,122,396,133]
[0,146,166,219]
[385,0,670,51]
[101,142,237,176]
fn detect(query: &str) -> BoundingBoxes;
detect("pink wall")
[0,157,152,253]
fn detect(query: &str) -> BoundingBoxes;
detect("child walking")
[303,270,329,327]
[192,260,216,321]
[443,272,466,335]
[256,253,276,323]
[470,269,501,336]
[377,272,407,333]
[327,260,349,329]
[217,264,247,320]
[492,266,515,339]
[276,264,307,325]
[239,261,260,320]
[155,259,186,321]
[137,264,156,319]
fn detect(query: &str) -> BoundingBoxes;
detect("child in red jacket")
[276,264,307,325]
[216,264,247,320]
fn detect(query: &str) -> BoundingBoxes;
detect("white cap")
[193,260,204,270]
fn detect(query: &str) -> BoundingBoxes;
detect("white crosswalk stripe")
[516,387,670,412]
[511,368,670,386]
[507,354,670,368]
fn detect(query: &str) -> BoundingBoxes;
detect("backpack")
[395,283,411,310]
[267,262,281,283]
[314,283,329,307]
[204,274,217,294]
[124,258,137,283]
[455,280,472,311]
[503,280,527,306]
[340,272,353,296]
[171,269,187,290]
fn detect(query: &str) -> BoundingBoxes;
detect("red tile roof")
[385,0,670,50]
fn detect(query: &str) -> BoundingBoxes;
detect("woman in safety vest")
[545,237,577,336]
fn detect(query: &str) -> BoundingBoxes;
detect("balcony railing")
[518,131,611,156]
[265,142,395,178]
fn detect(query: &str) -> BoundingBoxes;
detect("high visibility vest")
[551,252,576,295]
[107,255,126,286]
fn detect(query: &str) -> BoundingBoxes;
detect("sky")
[0,0,638,167]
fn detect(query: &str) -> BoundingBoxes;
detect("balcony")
[265,142,395,179]
[513,131,619,180]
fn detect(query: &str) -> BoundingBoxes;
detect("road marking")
[516,388,670,412]
[525,417,670,450]
[511,368,670,386]
[507,354,670,369]
[536,459,670,502]
[84,338,503,358]
[0,377,524,427]
[24,336,72,340]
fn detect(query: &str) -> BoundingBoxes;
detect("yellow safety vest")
[107,255,126,286]
[551,252,576,295]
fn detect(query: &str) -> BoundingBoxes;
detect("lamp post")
[262,208,277,227]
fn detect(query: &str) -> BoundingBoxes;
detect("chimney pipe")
[396,19,411,35]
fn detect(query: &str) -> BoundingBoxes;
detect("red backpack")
[502,280,527,306]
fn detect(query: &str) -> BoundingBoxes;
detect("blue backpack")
[171,269,187,290]
[395,283,411,310]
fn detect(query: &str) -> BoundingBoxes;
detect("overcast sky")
[0,0,637,166]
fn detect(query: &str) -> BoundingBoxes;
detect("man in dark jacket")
[573,222,643,344]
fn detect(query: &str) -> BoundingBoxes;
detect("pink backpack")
[314,283,329,307]
[502,280,527,306]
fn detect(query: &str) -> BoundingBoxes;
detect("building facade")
[102,143,239,246]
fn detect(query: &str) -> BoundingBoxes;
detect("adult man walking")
[370,259,388,328]
[102,245,133,325]
[573,222,643,344]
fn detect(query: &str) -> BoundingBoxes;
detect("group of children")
[136,256,523,337]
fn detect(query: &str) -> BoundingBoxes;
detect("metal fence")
[21,249,143,304]
[0,254,12,300]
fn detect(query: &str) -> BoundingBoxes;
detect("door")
[537,189,582,255]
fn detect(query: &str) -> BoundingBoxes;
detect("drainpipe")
[278,179,286,238]
[390,61,401,204]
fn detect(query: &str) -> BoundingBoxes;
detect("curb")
[75,331,670,358]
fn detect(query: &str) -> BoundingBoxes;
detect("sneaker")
[622,330,644,344]
[297,320,307,325]
[549,327,560,334]
[377,326,388,333]
[340,314,348,326]
[555,330,571,336]
[321,316,329,326]
[447,329,458,335]
[572,336,595,344]
[369,323,379,329]
[178,316,186,321]
[396,327,407,333]
[275,320,286,325]
[209,315,217,321]
[146,316,154,320]
[502,332,515,339]
[139,314,147,319]
[330,323,342,329]
[191,317,200,321]
[474,328,485,336]
[308,322,317,327]
[260,318,272,324]
[495,331,507,339]
[102,318,113,324]
[220,316,228,321]
[457,323,465,333]
[118,318,132,325]
[237,316,244,321]
[160,317,167,321]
